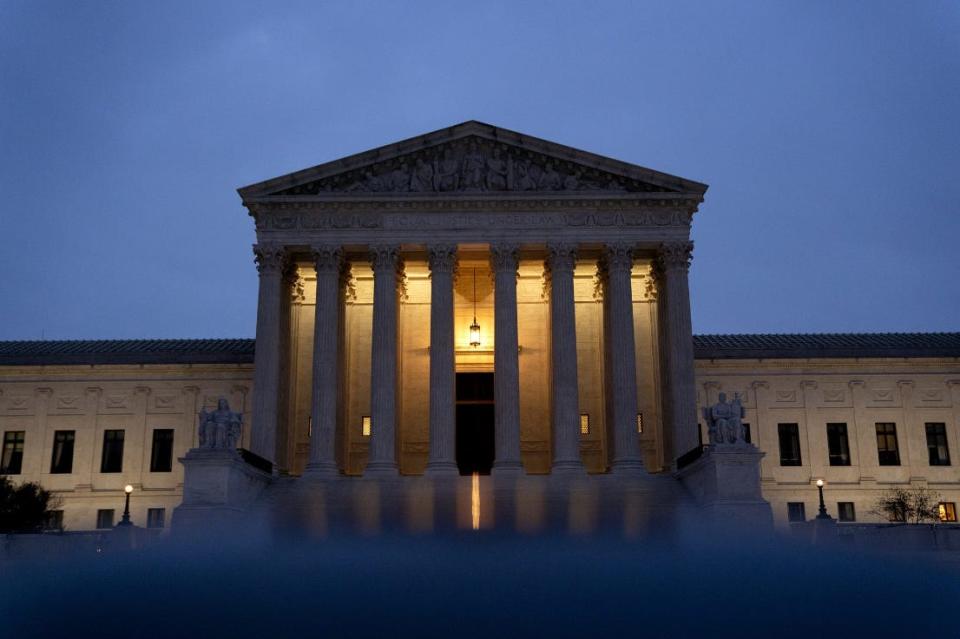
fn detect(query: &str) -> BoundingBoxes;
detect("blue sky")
[1,1,957,339]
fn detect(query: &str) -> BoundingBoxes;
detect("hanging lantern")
[469,268,481,348]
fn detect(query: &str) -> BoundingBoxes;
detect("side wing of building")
[695,333,960,526]
[0,340,255,532]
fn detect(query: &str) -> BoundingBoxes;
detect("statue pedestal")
[172,448,272,533]
[676,446,773,528]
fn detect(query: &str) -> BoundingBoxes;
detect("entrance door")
[455,372,495,475]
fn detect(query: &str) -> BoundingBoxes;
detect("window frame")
[95,509,115,530]
[925,423,951,467]
[0,430,25,474]
[837,501,856,522]
[778,423,802,466]
[826,423,851,467]
[787,502,806,522]
[50,430,76,474]
[150,429,175,473]
[147,508,166,529]
[875,423,901,466]
[939,502,957,523]
[100,429,125,474]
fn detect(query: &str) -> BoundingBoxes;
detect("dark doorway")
[455,372,495,475]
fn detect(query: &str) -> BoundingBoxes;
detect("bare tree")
[873,486,941,524]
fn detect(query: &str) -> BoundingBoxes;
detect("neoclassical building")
[1,122,958,531]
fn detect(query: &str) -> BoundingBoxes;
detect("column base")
[550,460,586,475]
[424,461,459,477]
[610,459,646,476]
[363,461,400,477]
[302,461,340,480]
[492,460,525,476]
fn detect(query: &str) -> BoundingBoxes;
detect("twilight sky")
[1,1,957,340]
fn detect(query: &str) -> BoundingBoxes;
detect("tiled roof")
[693,333,960,360]
[0,333,957,366]
[0,339,255,366]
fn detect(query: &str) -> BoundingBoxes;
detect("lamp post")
[116,484,134,527]
[815,479,831,520]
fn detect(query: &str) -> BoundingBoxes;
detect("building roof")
[693,333,960,360]
[0,339,256,366]
[0,333,957,367]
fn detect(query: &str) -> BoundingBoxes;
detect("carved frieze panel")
[916,388,948,406]
[52,395,84,414]
[103,394,131,411]
[775,390,798,403]
[822,389,847,403]
[274,136,673,196]
[152,394,182,412]
[4,395,32,414]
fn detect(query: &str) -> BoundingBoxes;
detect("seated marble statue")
[198,398,243,450]
[705,392,748,447]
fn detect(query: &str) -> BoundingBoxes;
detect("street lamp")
[116,484,134,527]
[815,479,831,520]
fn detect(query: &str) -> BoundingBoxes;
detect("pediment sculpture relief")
[276,137,670,195]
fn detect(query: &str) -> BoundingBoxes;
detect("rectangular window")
[147,508,166,529]
[1,431,25,474]
[579,414,590,435]
[150,429,174,472]
[875,423,901,466]
[925,423,951,466]
[742,423,751,445]
[50,430,75,474]
[787,502,806,522]
[939,502,957,523]
[361,416,371,437]
[837,502,856,522]
[778,424,802,466]
[100,430,125,473]
[96,509,114,529]
[46,510,64,531]
[827,423,851,466]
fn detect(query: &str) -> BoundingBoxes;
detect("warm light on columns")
[469,268,481,348]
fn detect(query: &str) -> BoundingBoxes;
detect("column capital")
[600,243,635,273]
[253,244,288,274]
[656,241,694,272]
[489,243,520,274]
[427,244,458,274]
[311,245,344,273]
[368,244,401,272]
[545,243,578,273]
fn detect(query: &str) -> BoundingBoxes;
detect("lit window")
[939,502,957,523]
[580,414,590,435]
[362,416,371,437]
[875,423,900,466]
[636,413,643,434]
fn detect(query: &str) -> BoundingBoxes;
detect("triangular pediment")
[238,121,707,200]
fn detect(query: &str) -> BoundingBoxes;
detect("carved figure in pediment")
[434,149,460,191]
[410,157,434,192]
[386,162,410,192]
[513,160,537,191]
[562,171,580,190]
[460,141,485,190]
[485,147,509,191]
[538,161,562,190]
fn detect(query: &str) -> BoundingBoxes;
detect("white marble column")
[250,244,288,467]
[490,244,524,475]
[601,244,645,474]
[546,243,585,474]
[425,245,459,476]
[656,241,698,468]
[305,245,344,478]
[365,245,402,476]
